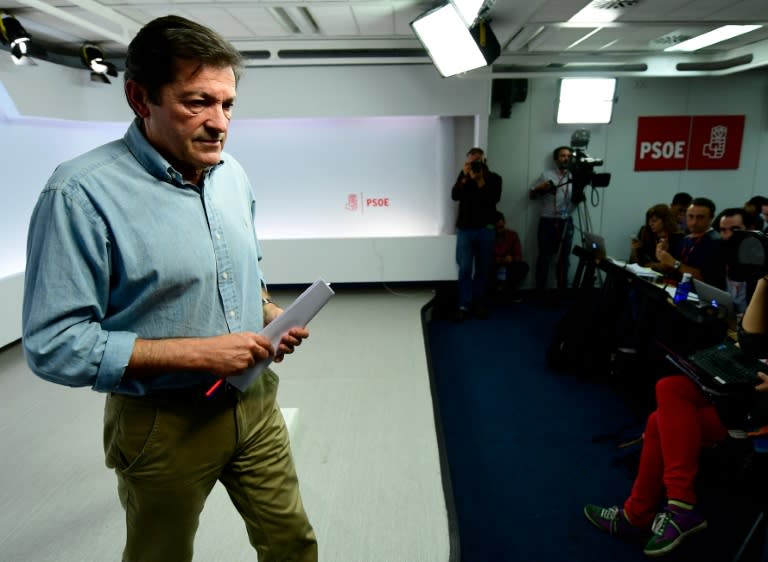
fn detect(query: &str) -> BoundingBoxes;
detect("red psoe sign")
[635,116,690,171]
[635,115,744,171]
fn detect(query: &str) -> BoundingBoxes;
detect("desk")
[569,246,729,376]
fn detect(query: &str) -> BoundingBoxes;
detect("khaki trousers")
[103,369,317,562]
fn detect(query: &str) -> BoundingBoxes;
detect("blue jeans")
[456,227,495,309]
[535,217,574,290]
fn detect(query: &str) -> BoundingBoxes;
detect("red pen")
[205,378,224,397]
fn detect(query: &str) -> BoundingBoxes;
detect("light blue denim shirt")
[22,119,266,395]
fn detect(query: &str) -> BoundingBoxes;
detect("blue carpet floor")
[427,298,765,562]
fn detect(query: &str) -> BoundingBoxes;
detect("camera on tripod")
[569,129,611,204]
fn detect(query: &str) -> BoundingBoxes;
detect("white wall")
[0,59,491,346]
[4,57,768,347]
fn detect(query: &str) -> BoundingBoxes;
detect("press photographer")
[451,147,502,321]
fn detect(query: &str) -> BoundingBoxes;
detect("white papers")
[625,263,661,281]
[227,279,335,391]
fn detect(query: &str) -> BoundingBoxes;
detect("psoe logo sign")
[345,193,391,212]
[635,115,744,171]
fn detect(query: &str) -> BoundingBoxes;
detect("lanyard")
[552,171,569,217]
[680,233,706,263]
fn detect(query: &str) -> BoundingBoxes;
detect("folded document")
[227,279,335,391]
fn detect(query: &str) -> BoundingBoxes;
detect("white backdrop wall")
[4,58,768,346]
[0,59,492,346]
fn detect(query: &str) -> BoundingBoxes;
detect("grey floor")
[0,287,449,562]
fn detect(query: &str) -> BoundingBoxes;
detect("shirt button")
[229,310,236,318]
[216,233,221,240]
[222,272,229,280]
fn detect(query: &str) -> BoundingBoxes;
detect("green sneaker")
[583,505,650,540]
[643,506,707,557]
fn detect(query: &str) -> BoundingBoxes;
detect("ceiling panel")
[0,0,766,76]
[352,6,393,36]
[311,6,357,36]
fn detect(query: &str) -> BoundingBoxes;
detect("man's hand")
[755,372,768,392]
[263,302,283,326]
[262,301,309,363]
[202,332,275,376]
[274,326,309,363]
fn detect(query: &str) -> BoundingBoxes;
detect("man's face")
[670,204,686,221]
[140,60,236,184]
[719,214,745,241]
[686,205,713,235]
[555,149,572,170]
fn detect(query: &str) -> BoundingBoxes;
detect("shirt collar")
[123,118,225,188]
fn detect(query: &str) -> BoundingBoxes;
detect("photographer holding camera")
[451,147,502,321]
[529,146,577,294]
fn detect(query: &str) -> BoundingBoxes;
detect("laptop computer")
[661,339,766,396]
[582,232,607,259]
[693,279,737,330]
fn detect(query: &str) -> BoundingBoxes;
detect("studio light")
[556,78,617,124]
[0,13,34,65]
[81,43,118,84]
[411,3,500,78]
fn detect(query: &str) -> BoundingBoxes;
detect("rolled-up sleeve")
[22,183,136,391]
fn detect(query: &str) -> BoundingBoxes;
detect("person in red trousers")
[584,276,768,557]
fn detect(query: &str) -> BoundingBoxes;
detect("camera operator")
[529,146,577,293]
[451,147,502,321]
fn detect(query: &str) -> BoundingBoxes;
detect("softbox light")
[411,3,500,77]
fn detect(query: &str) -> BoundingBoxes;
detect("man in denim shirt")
[22,16,317,562]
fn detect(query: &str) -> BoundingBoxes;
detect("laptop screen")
[583,232,606,258]
[693,279,736,330]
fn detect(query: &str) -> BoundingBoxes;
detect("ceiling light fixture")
[665,25,762,52]
[411,3,500,77]
[81,43,118,83]
[0,13,34,65]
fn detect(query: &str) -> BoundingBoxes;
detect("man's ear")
[125,80,151,118]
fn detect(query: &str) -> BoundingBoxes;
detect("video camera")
[725,229,768,282]
[569,129,611,204]
[470,160,485,173]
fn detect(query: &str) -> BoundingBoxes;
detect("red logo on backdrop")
[345,193,358,211]
[344,193,391,212]
[635,115,744,171]
[688,115,745,170]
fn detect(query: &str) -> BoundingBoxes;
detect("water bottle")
[673,272,693,304]
[754,435,768,454]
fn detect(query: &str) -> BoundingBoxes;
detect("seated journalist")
[629,203,683,270]
[492,210,529,295]
[583,274,768,557]
[655,197,726,289]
